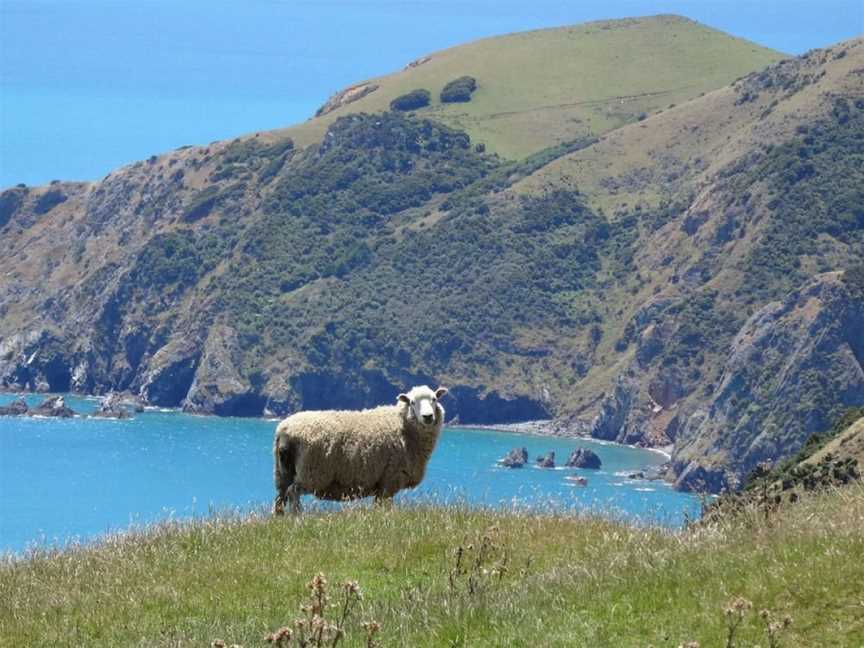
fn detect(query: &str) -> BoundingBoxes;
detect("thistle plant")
[759,608,793,648]
[265,573,370,647]
[447,527,509,600]
[723,596,752,648]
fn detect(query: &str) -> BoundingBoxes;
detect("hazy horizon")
[1,0,862,188]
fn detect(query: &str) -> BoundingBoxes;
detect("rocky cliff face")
[672,272,864,491]
[553,38,864,489]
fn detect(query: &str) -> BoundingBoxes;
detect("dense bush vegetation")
[198,113,614,383]
[440,76,477,103]
[390,89,431,111]
[740,108,864,300]
[132,229,235,295]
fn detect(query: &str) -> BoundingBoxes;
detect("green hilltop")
[278,14,783,159]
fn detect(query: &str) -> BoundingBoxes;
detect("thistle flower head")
[344,580,362,598]
[362,620,382,635]
[724,596,753,618]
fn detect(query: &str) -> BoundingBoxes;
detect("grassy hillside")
[807,415,864,466]
[278,15,783,159]
[2,486,863,646]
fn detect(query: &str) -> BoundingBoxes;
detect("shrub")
[0,187,27,227]
[183,186,220,222]
[440,76,477,103]
[33,189,67,214]
[389,89,431,111]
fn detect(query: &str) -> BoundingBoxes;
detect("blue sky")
[1,0,862,187]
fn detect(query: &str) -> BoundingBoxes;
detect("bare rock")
[671,272,864,491]
[564,447,602,469]
[0,397,29,416]
[498,447,528,468]
[30,395,75,418]
[90,392,132,419]
[535,451,555,469]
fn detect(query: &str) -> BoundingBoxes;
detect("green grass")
[3,485,864,646]
[278,15,782,159]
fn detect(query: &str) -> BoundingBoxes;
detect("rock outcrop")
[535,452,555,468]
[315,83,379,117]
[497,447,528,468]
[564,447,602,469]
[0,397,29,416]
[30,396,75,418]
[90,393,132,419]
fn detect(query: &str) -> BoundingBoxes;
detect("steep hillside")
[0,24,861,491]
[275,14,782,159]
[807,415,864,467]
[515,36,864,488]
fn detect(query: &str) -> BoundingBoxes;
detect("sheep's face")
[399,385,447,427]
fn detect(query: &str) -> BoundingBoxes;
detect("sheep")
[272,385,448,514]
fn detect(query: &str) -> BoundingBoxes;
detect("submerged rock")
[90,393,132,419]
[564,448,602,469]
[535,451,555,469]
[0,397,29,416]
[30,395,75,418]
[645,463,671,480]
[498,447,528,468]
[565,475,588,486]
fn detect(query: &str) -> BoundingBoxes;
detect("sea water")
[2,0,861,187]
[0,393,701,553]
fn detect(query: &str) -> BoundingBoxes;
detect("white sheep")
[272,385,448,514]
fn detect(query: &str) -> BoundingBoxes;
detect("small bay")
[0,393,701,553]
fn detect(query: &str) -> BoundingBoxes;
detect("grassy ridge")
[281,15,782,159]
[2,487,863,646]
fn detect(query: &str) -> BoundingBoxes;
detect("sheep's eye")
[432,398,437,403]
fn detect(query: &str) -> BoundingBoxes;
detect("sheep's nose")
[423,414,434,424]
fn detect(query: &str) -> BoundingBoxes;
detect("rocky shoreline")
[455,419,674,460]
[0,391,144,420]
[2,392,672,465]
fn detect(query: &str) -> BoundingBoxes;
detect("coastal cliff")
[1,20,862,491]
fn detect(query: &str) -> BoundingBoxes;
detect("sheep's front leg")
[286,484,303,514]
[374,491,395,507]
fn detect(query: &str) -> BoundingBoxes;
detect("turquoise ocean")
[2,0,862,188]
[0,393,702,553]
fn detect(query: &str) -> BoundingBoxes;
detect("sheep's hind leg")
[273,440,297,516]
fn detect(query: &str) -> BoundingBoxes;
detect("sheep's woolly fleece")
[273,386,446,506]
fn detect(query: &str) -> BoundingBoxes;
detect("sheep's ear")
[398,393,410,404]
[435,387,448,399]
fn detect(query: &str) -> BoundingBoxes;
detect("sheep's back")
[276,405,409,465]
[276,405,409,495]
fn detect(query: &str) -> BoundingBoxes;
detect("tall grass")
[2,485,863,646]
